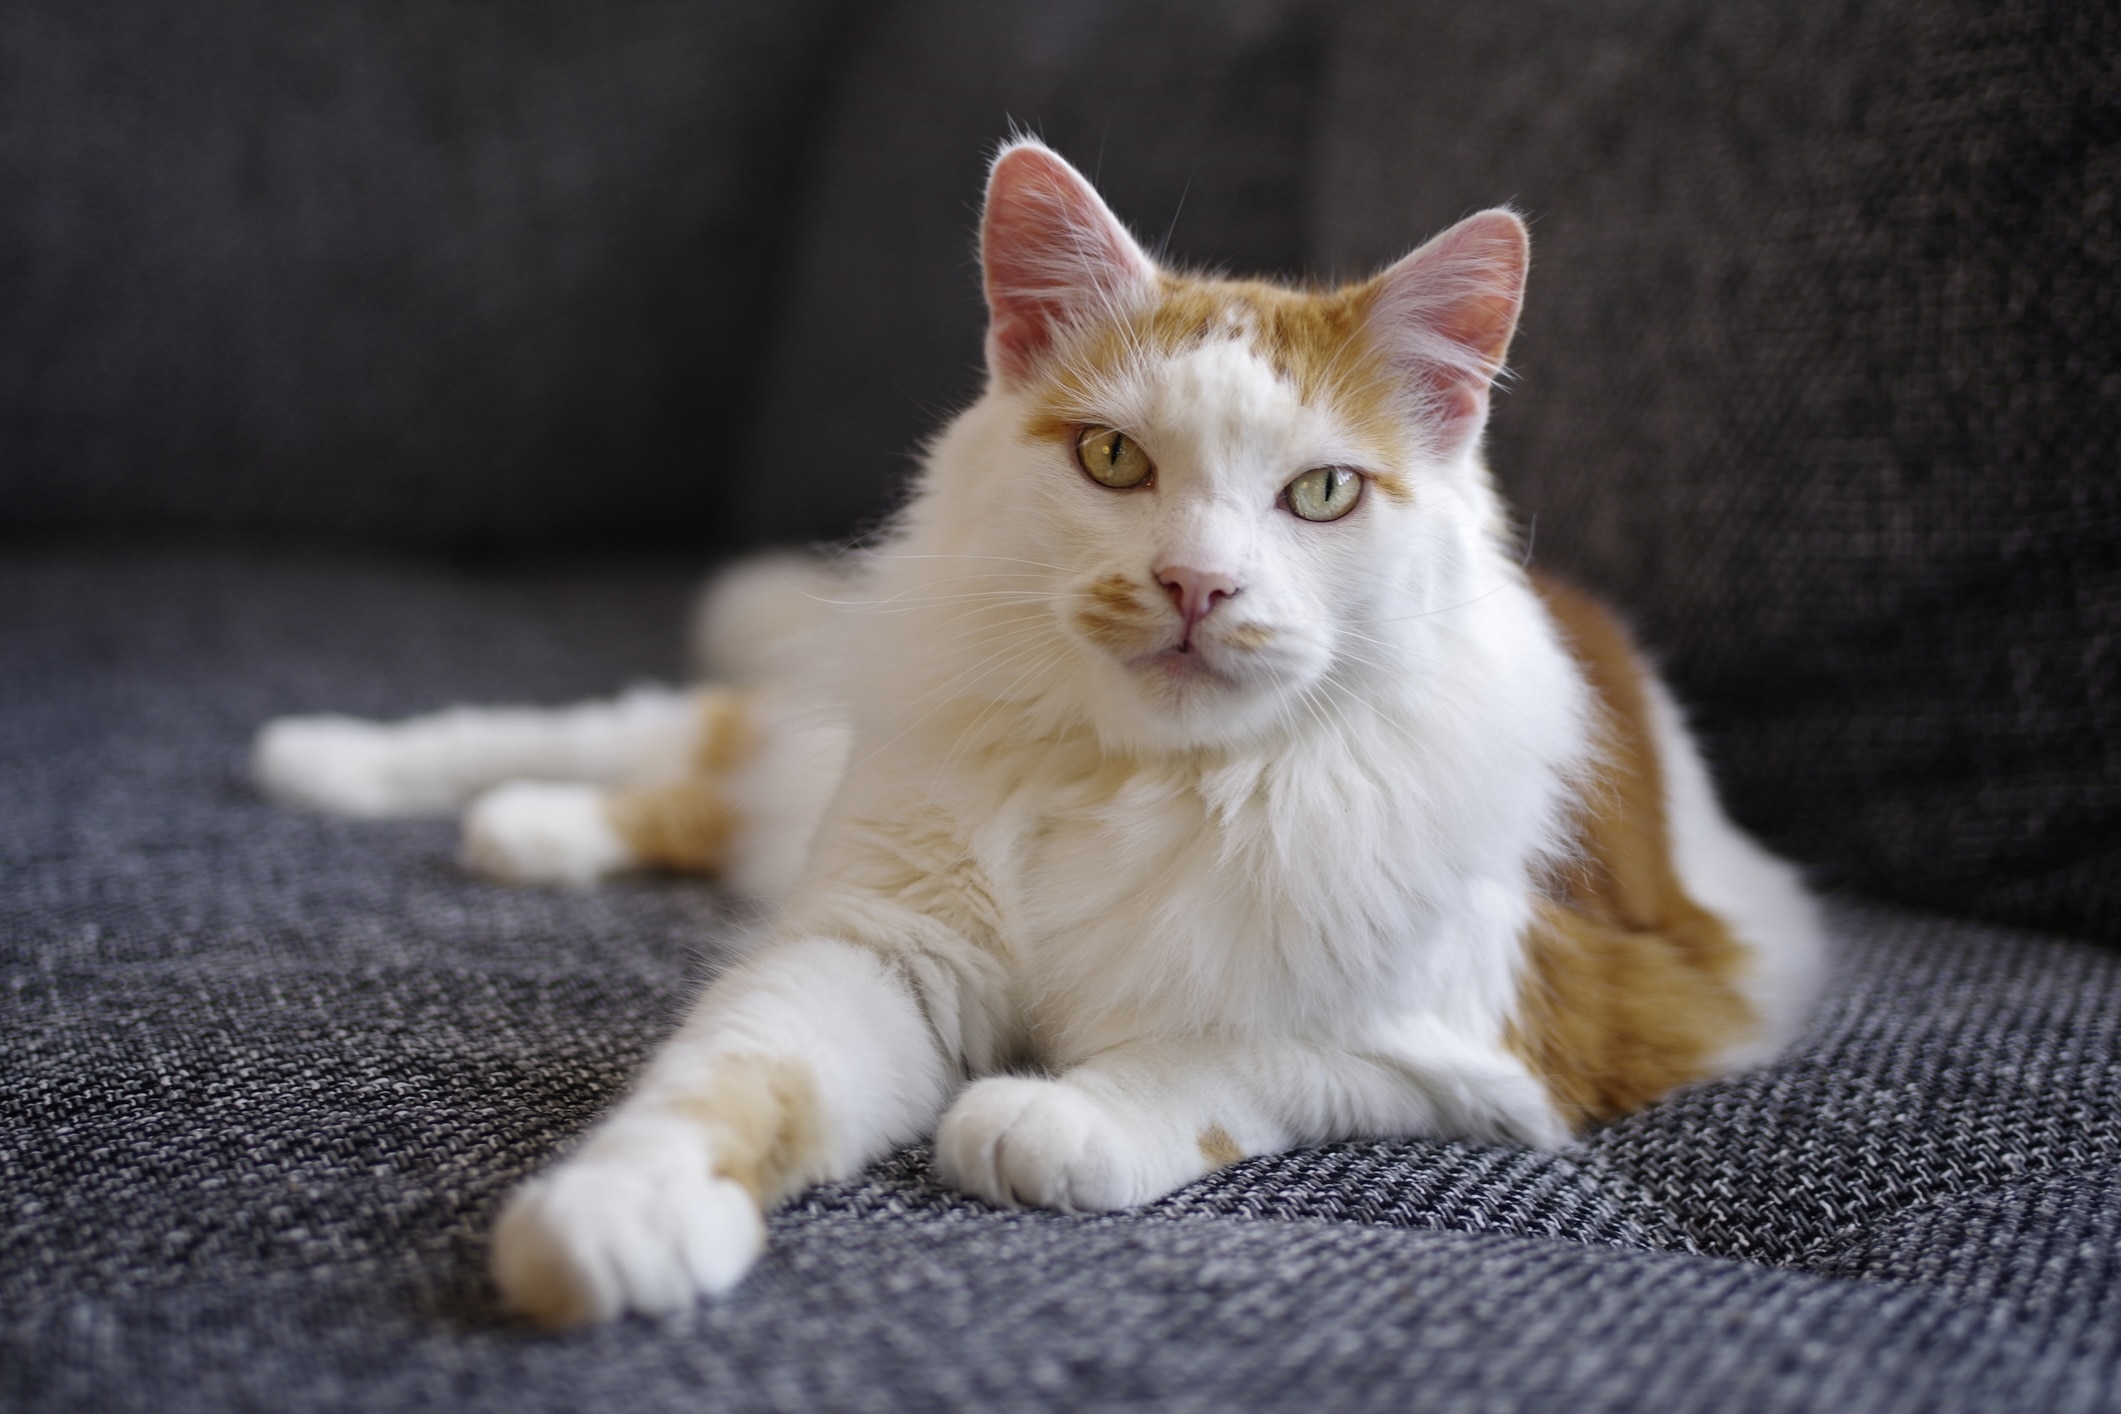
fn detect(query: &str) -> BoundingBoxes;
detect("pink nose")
[1154,564,1241,630]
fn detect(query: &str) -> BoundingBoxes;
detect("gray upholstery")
[5,0,2119,1407]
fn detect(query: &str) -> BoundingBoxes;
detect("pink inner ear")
[1367,210,1530,450]
[982,143,1154,385]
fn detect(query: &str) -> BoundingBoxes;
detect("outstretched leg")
[253,684,734,818]
[489,936,955,1326]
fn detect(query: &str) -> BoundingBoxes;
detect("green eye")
[1284,466,1364,522]
[1076,425,1155,489]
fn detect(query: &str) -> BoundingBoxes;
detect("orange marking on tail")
[1506,574,1755,1129]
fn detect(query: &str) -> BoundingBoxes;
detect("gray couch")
[5,2,2118,1409]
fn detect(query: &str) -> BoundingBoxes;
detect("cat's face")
[911,141,1526,753]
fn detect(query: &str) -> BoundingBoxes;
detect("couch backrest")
[0,0,846,549]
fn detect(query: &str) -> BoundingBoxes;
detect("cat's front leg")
[935,1030,1569,1213]
[489,936,953,1326]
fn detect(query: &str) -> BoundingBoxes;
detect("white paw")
[461,781,633,886]
[934,1076,1183,1213]
[490,1121,765,1327]
[252,714,457,818]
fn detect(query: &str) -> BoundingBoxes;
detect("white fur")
[460,781,635,887]
[490,937,949,1323]
[713,689,848,903]
[258,142,1825,1325]
[253,685,706,818]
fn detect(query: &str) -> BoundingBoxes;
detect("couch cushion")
[1309,0,2121,946]
[7,547,2121,1410]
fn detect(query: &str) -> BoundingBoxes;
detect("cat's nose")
[1154,564,1241,630]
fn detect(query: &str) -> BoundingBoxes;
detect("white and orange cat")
[254,140,1824,1327]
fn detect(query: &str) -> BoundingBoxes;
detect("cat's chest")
[981,750,1424,1045]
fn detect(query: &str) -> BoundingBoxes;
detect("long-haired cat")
[254,139,1824,1327]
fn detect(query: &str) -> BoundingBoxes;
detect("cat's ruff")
[252,138,1824,1326]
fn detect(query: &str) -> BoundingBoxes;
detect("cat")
[253,138,1825,1327]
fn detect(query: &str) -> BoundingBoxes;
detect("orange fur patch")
[1086,573,1142,612]
[604,691,757,875]
[673,1054,828,1206]
[1506,574,1755,1129]
[605,779,735,874]
[1071,573,1161,653]
[1021,271,1409,462]
[1368,471,1413,504]
[691,689,756,774]
[1197,1125,1243,1167]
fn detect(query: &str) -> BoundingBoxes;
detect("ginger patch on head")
[1506,574,1755,1128]
[1020,271,1410,464]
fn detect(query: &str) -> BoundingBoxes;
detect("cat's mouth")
[1133,639,1239,687]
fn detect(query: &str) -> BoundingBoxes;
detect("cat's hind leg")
[253,684,720,819]
[489,935,953,1326]
[459,690,846,895]
[455,689,754,887]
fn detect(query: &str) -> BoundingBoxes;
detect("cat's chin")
[1134,644,1239,688]
[1090,645,1303,752]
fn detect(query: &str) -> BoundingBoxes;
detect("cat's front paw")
[935,1076,1193,1213]
[461,781,634,886]
[490,1122,764,1327]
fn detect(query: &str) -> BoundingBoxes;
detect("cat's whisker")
[844,622,1076,775]
[828,592,1052,617]
[1340,582,1513,626]
[931,640,1078,784]
[863,552,1071,574]
[875,610,1059,667]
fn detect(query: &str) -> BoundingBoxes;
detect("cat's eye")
[1284,466,1364,522]
[1076,425,1155,489]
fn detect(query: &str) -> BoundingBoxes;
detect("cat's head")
[903,139,1528,754]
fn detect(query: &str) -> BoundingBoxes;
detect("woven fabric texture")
[0,0,846,548]
[6,549,2121,1411]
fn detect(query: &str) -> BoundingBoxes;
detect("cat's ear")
[1365,210,1529,454]
[981,140,1158,387]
